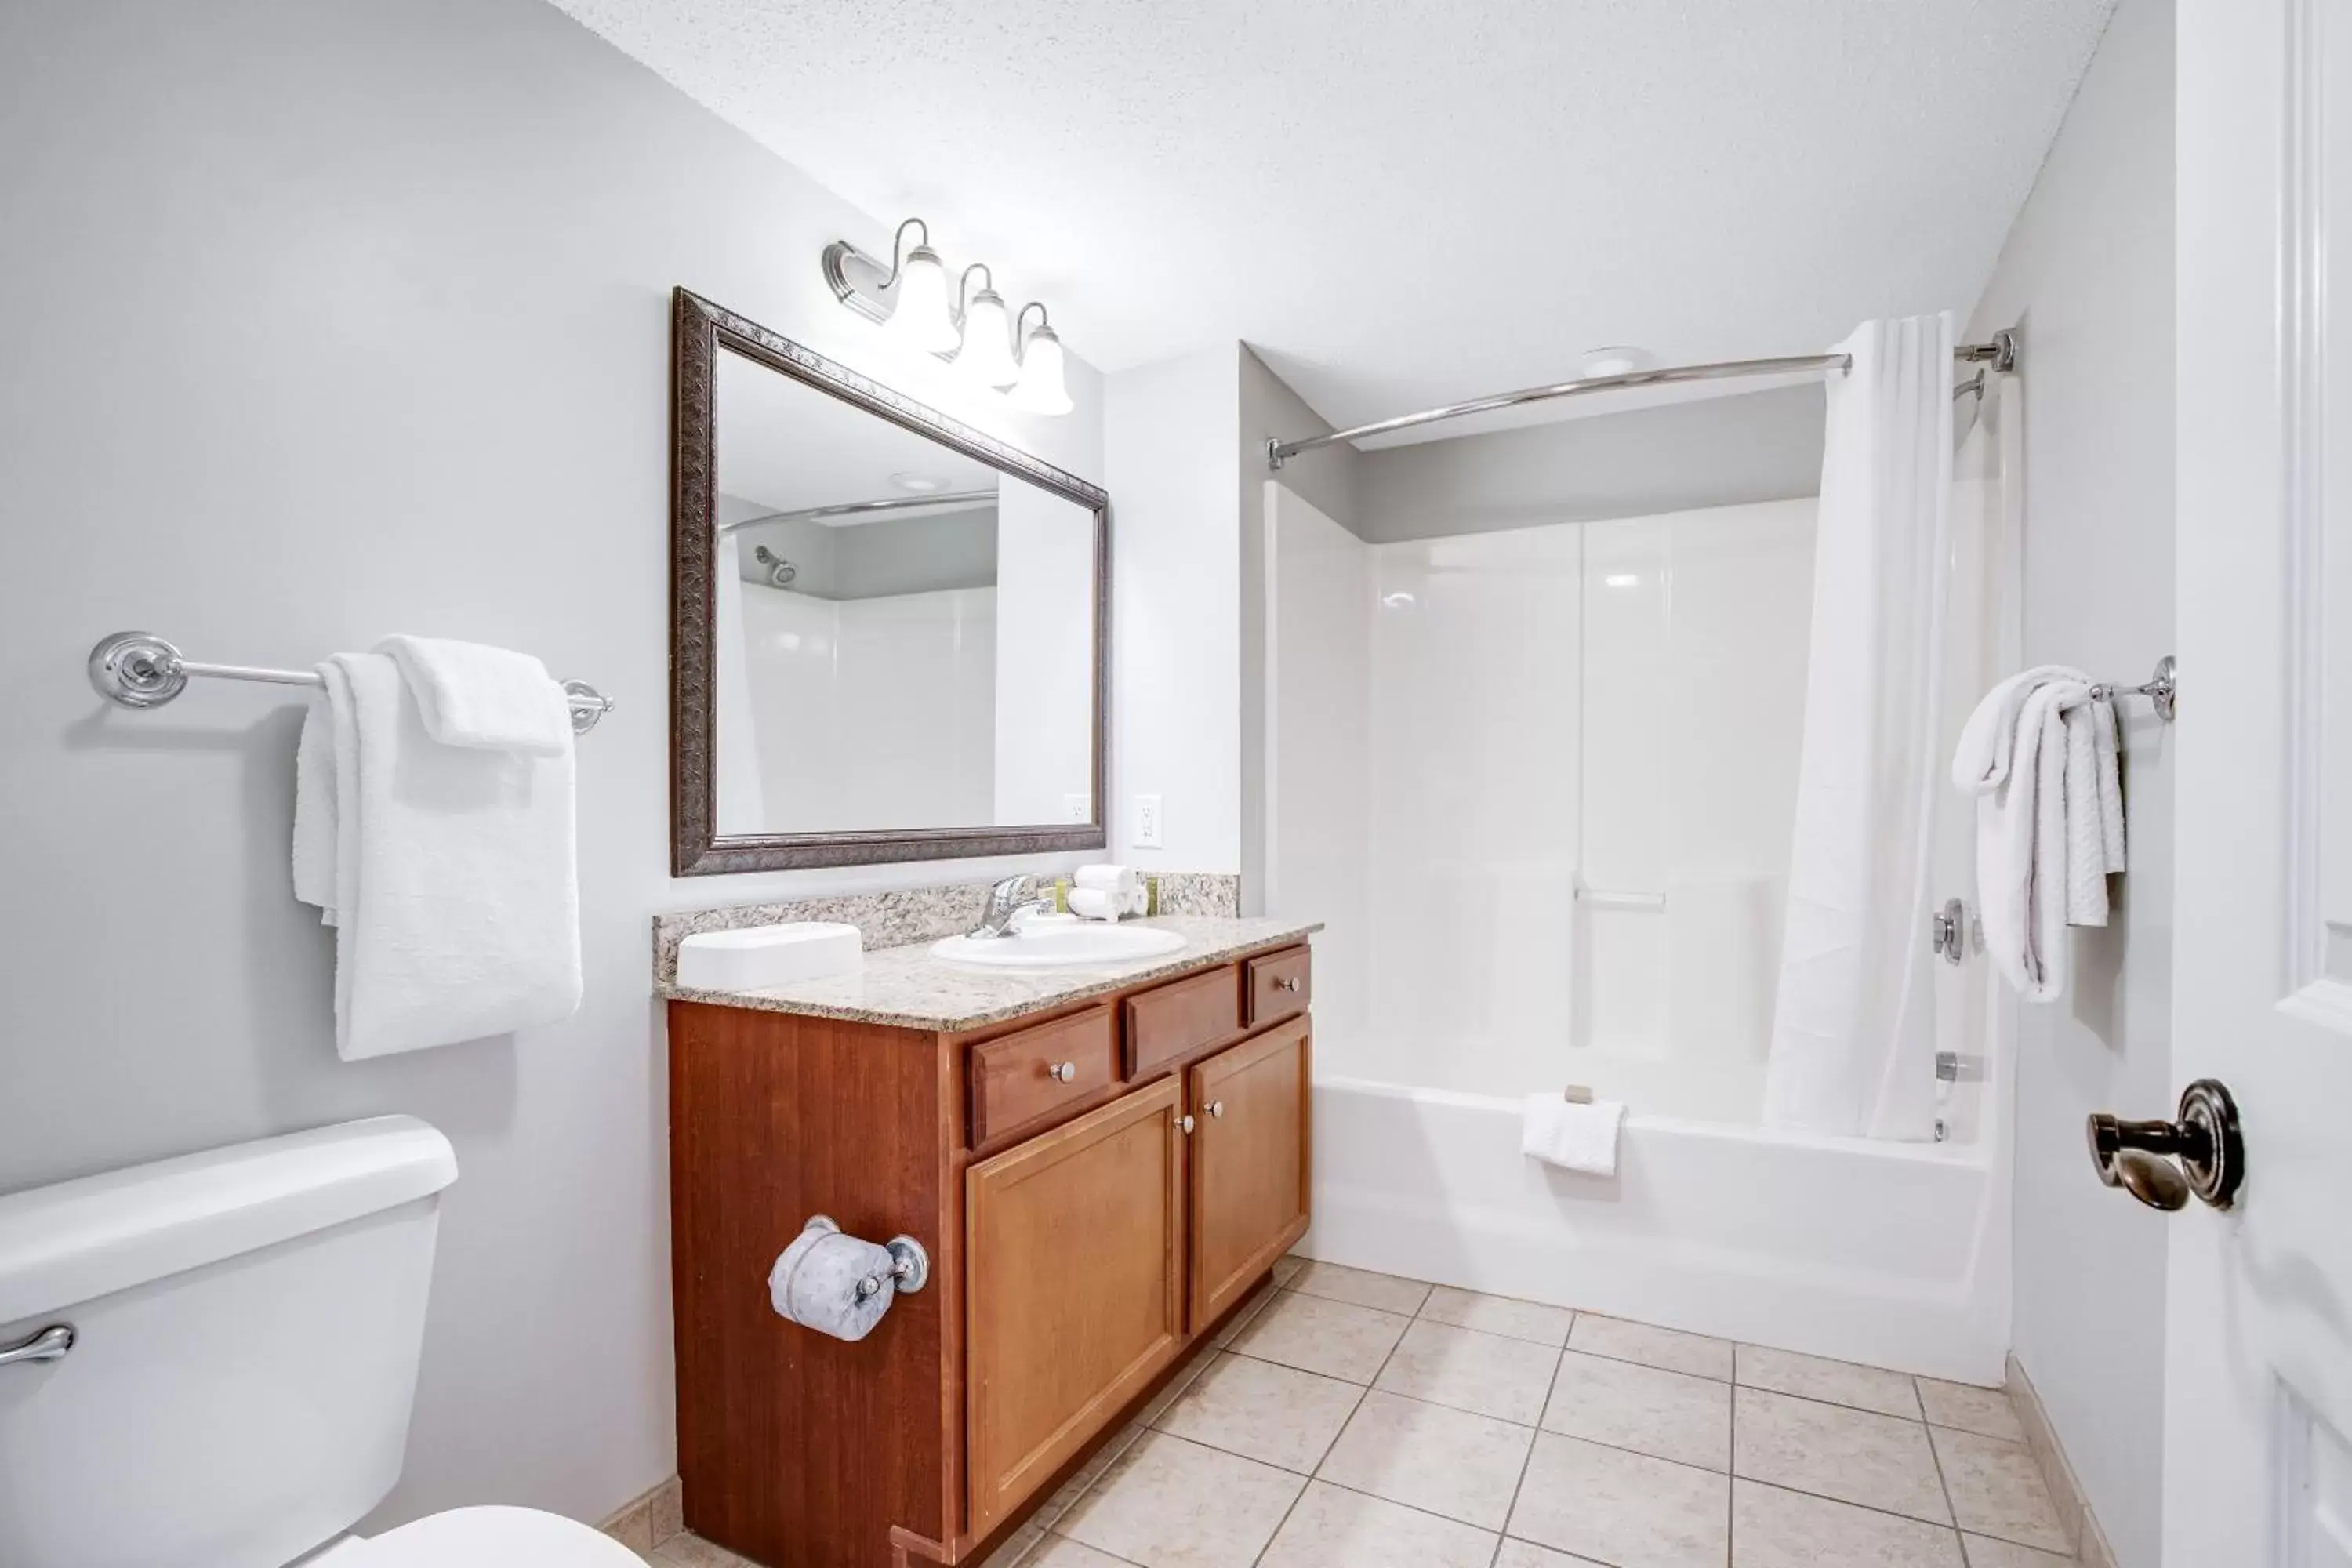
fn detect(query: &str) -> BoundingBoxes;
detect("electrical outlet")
[1062,793,1091,824]
[1134,794,1163,848]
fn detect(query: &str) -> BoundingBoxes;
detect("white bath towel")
[1520,1093,1627,1177]
[292,651,582,1058]
[375,633,572,756]
[1953,667,2125,1000]
[292,691,340,924]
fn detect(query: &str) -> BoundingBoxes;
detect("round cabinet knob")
[1178,1114,1196,1134]
[1208,1100,1226,1119]
[1276,976,1301,993]
[1047,1061,1077,1083]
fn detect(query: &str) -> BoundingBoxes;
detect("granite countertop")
[658,914,1322,1033]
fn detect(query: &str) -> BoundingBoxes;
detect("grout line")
[1923,1417,1966,1552]
[1243,1273,1428,1568]
[1726,1367,1738,1563]
[1490,1346,1561,1566]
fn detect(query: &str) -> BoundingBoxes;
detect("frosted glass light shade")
[887,247,960,353]
[958,289,1021,387]
[1009,324,1073,416]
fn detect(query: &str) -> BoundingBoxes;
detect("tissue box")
[677,922,862,991]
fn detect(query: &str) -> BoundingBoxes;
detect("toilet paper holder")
[802,1214,930,1299]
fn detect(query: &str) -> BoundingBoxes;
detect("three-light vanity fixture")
[822,217,1072,416]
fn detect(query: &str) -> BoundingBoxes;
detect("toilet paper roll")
[768,1218,898,1342]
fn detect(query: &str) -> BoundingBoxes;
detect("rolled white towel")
[768,1218,899,1343]
[1069,887,1123,923]
[1074,864,1141,902]
[1520,1093,1626,1176]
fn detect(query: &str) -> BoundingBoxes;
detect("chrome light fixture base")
[820,215,1072,415]
[821,239,895,327]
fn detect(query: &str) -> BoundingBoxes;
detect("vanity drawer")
[1123,965,1243,1079]
[1245,946,1312,1026]
[969,1006,1118,1149]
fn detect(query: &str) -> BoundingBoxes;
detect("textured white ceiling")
[552,0,2115,430]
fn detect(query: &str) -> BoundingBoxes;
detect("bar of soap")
[677,922,862,991]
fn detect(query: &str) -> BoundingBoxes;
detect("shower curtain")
[1762,313,1954,1140]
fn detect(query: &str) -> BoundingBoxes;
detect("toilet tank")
[0,1117,459,1568]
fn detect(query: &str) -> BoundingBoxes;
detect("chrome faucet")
[967,873,1052,939]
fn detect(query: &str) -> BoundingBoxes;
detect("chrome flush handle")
[0,1323,74,1368]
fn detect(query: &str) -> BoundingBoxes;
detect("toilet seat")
[359,1505,644,1566]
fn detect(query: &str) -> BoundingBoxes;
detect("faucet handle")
[985,873,1035,910]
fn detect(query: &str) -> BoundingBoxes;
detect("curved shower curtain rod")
[717,488,998,535]
[1265,328,2019,468]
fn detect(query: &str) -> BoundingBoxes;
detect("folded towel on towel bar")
[1952,666,2125,1002]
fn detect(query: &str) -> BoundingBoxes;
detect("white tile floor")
[647,1255,2075,1568]
[995,1256,2074,1568]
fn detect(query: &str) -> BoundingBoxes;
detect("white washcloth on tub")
[375,634,572,756]
[1520,1094,1626,1177]
[292,652,582,1058]
[1953,667,2125,1001]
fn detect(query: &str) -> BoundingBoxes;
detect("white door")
[2171,2,2352,1562]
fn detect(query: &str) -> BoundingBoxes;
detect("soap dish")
[678,922,862,991]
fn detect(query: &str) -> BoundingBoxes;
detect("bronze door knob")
[2087,1079,2245,1212]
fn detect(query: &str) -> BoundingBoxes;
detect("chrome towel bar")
[88,630,615,735]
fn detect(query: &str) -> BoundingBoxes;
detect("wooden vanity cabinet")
[964,1079,1186,1539]
[667,939,1313,1568]
[1187,1017,1312,1327]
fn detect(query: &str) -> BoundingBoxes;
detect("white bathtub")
[1303,1075,2011,1385]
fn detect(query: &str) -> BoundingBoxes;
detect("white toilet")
[0,1116,642,1568]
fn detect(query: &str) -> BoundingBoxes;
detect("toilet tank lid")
[0,1116,457,1326]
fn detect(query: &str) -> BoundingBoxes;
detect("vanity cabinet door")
[1186,1018,1312,1328]
[965,1078,1185,1540]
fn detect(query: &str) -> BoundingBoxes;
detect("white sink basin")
[930,923,1188,970]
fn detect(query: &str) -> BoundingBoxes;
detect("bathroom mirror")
[670,289,1108,873]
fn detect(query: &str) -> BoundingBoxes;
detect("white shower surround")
[1265,408,2016,1375]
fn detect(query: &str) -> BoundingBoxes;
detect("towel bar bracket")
[87,630,615,735]
[2090,655,2176,723]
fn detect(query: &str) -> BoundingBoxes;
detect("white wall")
[1263,485,1370,1049]
[1353,385,1825,543]
[0,0,1107,1534]
[1241,347,1363,913]
[1104,347,1243,868]
[1964,4,2174,1563]
[993,481,1097,825]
